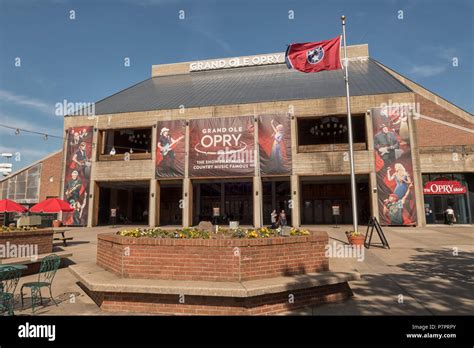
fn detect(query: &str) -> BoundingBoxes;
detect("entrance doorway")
[97,181,149,225]
[193,179,253,225]
[422,173,473,224]
[262,178,291,226]
[159,181,183,226]
[424,195,469,224]
[300,175,370,225]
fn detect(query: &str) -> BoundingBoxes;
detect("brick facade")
[97,231,329,282]
[39,151,63,201]
[415,94,474,147]
[86,282,352,315]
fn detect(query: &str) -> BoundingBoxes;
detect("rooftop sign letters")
[189,53,283,72]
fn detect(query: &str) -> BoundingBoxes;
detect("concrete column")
[369,171,379,220]
[253,176,262,228]
[87,126,99,227]
[183,178,192,227]
[156,181,161,226]
[182,120,191,227]
[365,110,378,220]
[91,182,100,227]
[149,179,157,227]
[408,109,426,227]
[291,174,300,227]
[253,113,262,228]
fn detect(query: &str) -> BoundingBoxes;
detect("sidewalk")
[10,224,473,315]
[298,224,473,315]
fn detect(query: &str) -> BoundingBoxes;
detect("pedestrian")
[445,206,455,225]
[270,209,277,229]
[279,209,287,227]
[110,207,117,227]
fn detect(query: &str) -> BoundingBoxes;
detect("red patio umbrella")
[0,199,28,213]
[29,198,74,213]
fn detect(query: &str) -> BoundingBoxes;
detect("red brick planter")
[97,232,329,282]
[73,230,358,315]
[0,229,54,259]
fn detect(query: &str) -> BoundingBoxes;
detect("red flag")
[285,36,342,73]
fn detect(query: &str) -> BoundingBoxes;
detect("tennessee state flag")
[285,36,342,73]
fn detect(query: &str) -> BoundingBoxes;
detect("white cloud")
[409,65,447,78]
[0,145,50,159]
[0,90,54,115]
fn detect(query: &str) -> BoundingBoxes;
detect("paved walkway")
[9,224,473,315]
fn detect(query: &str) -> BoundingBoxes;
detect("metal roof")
[91,58,411,115]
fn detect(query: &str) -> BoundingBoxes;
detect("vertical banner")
[189,116,255,177]
[372,106,417,225]
[258,114,292,175]
[63,126,93,226]
[156,120,185,178]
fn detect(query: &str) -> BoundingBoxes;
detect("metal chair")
[21,254,61,313]
[0,266,22,316]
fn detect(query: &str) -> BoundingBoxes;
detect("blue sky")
[0,0,472,172]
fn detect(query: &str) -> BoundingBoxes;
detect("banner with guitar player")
[189,116,255,177]
[371,106,417,226]
[63,126,93,226]
[156,120,186,178]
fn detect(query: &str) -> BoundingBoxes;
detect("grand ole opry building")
[57,43,474,228]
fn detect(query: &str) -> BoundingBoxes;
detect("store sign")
[189,53,283,71]
[423,181,467,195]
[332,206,340,216]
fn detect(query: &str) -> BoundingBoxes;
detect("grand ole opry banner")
[189,116,255,177]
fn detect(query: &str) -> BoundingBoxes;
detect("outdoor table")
[53,229,73,246]
[0,264,28,272]
[0,264,27,291]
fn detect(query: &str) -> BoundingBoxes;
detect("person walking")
[270,209,277,228]
[279,209,287,227]
[445,206,455,225]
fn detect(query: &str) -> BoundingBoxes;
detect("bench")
[53,229,74,246]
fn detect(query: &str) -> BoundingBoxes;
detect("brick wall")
[415,94,474,147]
[0,229,53,258]
[97,231,329,282]
[39,151,63,201]
[86,282,351,315]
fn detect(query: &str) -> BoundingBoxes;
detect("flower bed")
[98,229,329,282]
[1,225,39,233]
[116,226,310,239]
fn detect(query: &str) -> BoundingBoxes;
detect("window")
[99,128,153,161]
[103,128,152,155]
[297,115,366,151]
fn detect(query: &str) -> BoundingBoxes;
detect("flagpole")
[341,15,359,233]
